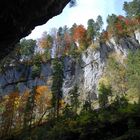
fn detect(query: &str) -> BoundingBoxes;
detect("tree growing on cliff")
[87,16,103,43]
[127,50,140,96]
[38,32,53,60]
[73,25,87,50]
[69,85,79,113]
[123,0,140,18]
[87,19,95,43]
[96,15,103,31]
[95,15,104,38]
[98,83,112,108]
[51,58,64,118]
[19,39,36,61]
[105,54,127,95]
[23,87,37,132]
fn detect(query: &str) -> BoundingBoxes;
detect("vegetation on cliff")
[0,0,140,139]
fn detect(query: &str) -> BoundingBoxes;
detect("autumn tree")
[107,14,130,38]
[1,92,19,138]
[73,25,87,50]
[57,26,72,55]
[35,86,52,125]
[63,27,72,54]
[38,32,53,61]
[100,30,109,42]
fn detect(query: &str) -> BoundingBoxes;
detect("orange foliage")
[101,31,109,42]
[115,22,123,32]
[118,15,125,20]
[38,33,52,49]
[107,15,139,37]
[36,85,49,95]
[73,25,86,43]
[38,38,48,48]
[35,85,52,108]
[64,33,71,53]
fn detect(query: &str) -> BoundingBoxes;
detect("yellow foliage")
[45,92,52,106]
[90,42,99,50]
[59,99,65,108]
[98,77,110,87]
[23,90,30,97]
[126,88,140,104]
[109,52,126,64]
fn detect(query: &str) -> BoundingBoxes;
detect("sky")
[26,0,132,39]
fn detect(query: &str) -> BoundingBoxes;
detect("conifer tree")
[51,58,64,118]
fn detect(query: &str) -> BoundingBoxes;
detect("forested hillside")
[0,0,140,140]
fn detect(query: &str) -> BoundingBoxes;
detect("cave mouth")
[0,0,71,60]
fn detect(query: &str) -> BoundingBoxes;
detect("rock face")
[62,33,140,102]
[135,30,140,44]
[0,0,70,60]
[0,34,140,102]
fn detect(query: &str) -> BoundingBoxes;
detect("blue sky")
[26,0,132,39]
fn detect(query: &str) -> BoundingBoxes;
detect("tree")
[95,15,103,38]
[23,87,37,131]
[123,0,140,18]
[38,32,53,49]
[107,14,118,25]
[73,25,87,50]
[69,85,79,113]
[51,58,64,118]
[107,14,119,37]
[127,50,140,95]
[87,16,103,42]
[96,15,103,31]
[105,54,127,95]
[56,26,71,56]
[70,23,77,37]
[19,39,36,60]
[1,92,19,138]
[98,83,112,108]
[87,19,95,43]
[63,31,71,54]
[38,32,53,60]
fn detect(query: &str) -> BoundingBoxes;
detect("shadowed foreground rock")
[0,0,70,60]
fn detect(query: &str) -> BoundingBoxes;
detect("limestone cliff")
[0,32,140,102]
[63,31,140,102]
